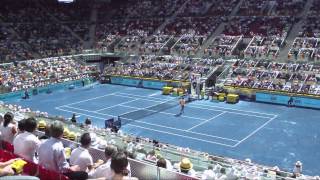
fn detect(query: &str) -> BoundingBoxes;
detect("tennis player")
[179,97,186,115]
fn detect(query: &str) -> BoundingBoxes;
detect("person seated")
[108,152,137,180]
[13,117,41,162]
[17,119,26,134]
[89,145,119,178]
[38,121,86,180]
[174,158,196,177]
[201,165,215,180]
[0,112,17,143]
[70,133,103,172]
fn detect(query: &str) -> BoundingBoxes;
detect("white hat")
[295,161,302,166]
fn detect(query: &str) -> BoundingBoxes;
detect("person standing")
[179,97,186,115]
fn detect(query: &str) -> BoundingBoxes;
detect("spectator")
[17,119,26,134]
[110,152,137,180]
[70,132,103,172]
[13,117,41,162]
[175,158,196,177]
[156,158,167,169]
[89,144,118,178]
[0,112,17,143]
[145,150,157,161]
[293,161,302,177]
[201,165,215,180]
[38,121,86,180]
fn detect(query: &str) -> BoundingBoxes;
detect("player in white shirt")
[13,117,41,162]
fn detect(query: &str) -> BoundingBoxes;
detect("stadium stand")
[1,0,320,179]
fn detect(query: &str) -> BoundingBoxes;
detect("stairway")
[85,5,98,49]
[195,22,226,57]
[278,0,313,61]
[229,0,245,16]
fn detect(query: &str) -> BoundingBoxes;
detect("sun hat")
[38,120,46,130]
[180,158,193,171]
[295,161,302,166]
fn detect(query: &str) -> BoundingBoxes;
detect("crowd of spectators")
[163,17,220,37]
[0,0,88,61]
[0,57,97,92]
[177,0,211,17]
[12,23,83,58]
[236,0,270,16]
[105,55,223,81]
[288,37,320,61]
[1,101,317,179]
[271,0,306,16]
[204,35,242,58]
[300,17,320,38]
[244,36,283,59]
[140,34,172,55]
[308,0,320,17]
[0,25,35,62]
[206,0,239,16]
[224,16,294,38]
[225,59,320,95]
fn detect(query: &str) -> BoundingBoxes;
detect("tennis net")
[118,98,179,125]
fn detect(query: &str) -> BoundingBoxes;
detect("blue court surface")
[4,84,320,175]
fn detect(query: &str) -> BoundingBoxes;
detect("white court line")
[119,104,207,121]
[63,93,116,106]
[113,94,162,103]
[55,107,107,120]
[120,117,239,142]
[95,98,139,112]
[116,92,175,101]
[58,105,239,142]
[63,106,112,116]
[232,115,278,147]
[126,123,236,147]
[188,105,271,119]
[187,112,227,131]
[191,103,277,116]
[149,92,161,96]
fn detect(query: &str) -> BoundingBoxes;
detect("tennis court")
[4,84,320,175]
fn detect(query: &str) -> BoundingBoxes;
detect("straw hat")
[180,158,193,171]
[68,132,76,141]
[63,128,70,139]
[38,120,46,130]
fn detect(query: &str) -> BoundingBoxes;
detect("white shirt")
[89,159,131,179]
[38,137,70,173]
[201,169,215,180]
[13,131,41,162]
[0,123,16,143]
[70,146,93,172]
[89,159,112,179]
